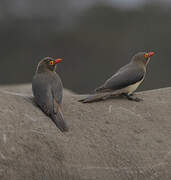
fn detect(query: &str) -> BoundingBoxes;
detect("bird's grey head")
[131,52,155,66]
[36,57,62,73]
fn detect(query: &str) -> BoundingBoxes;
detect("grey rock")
[0,84,170,180]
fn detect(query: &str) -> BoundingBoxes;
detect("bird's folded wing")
[96,66,145,92]
[51,74,63,105]
[32,76,54,115]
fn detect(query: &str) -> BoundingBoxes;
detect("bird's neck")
[36,64,56,74]
[131,61,146,72]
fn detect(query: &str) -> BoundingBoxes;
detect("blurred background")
[0,0,171,94]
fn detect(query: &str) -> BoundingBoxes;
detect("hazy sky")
[71,0,168,9]
[70,0,144,9]
[0,0,169,19]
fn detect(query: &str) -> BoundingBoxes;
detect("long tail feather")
[79,93,110,103]
[50,109,68,132]
[79,90,123,103]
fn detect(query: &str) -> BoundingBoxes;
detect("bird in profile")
[32,57,68,132]
[79,52,155,103]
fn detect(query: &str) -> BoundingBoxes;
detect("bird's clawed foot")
[123,94,143,102]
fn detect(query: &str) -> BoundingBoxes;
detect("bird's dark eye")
[49,61,54,65]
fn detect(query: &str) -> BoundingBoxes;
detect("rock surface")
[0,84,171,180]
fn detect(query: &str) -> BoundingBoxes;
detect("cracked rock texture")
[0,84,171,180]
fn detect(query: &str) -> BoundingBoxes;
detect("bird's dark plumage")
[32,57,68,132]
[95,62,145,92]
[79,52,155,103]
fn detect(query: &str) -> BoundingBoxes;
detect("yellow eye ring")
[49,61,54,65]
[144,53,149,58]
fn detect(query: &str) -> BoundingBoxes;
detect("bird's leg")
[123,93,143,102]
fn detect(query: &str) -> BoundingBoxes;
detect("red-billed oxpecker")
[32,57,68,132]
[79,52,155,103]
